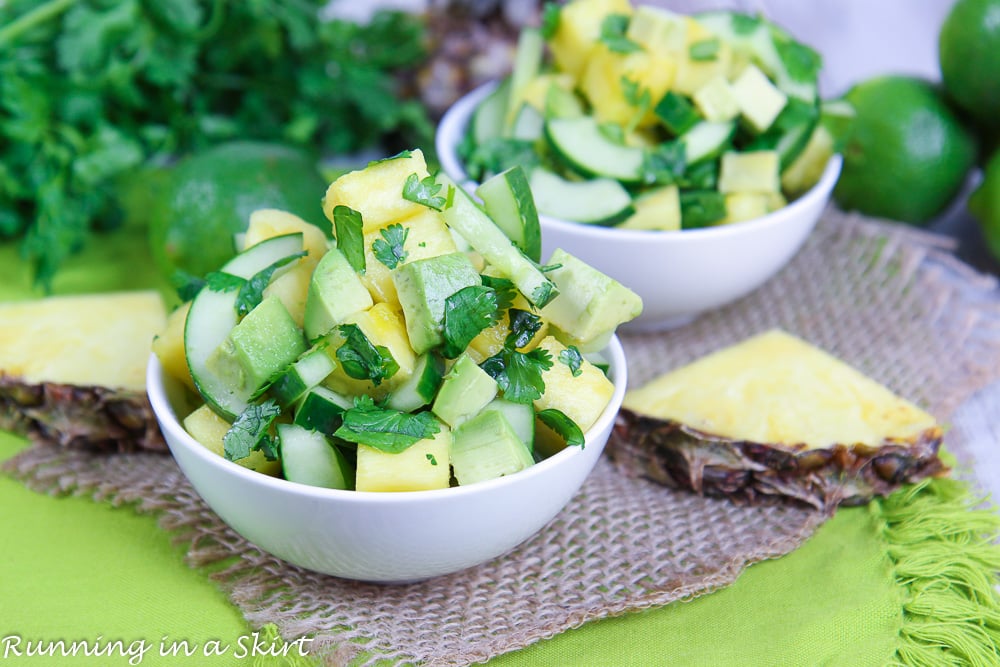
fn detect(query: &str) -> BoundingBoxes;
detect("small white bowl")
[146,336,626,583]
[437,84,843,331]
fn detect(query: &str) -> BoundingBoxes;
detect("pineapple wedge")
[610,330,946,510]
[0,291,168,452]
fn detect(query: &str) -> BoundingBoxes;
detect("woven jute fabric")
[6,209,1000,667]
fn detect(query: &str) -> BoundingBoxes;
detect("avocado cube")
[451,410,534,486]
[692,75,740,123]
[731,64,788,134]
[393,252,481,355]
[303,247,373,340]
[432,353,498,428]
[717,150,781,194]
[206,296,306,399]
[538,249,643,352]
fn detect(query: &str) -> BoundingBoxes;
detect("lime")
[967,147,1000,261]
[833,76,976,225]
[148,141,328,281]
[939,0,1000,129]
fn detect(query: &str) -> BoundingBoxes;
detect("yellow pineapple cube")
[672,18,733,96]
[243,209,329,267]
[580,44,676,128]
[355,425,451,492]
[534,335,614,435]
[719,192,771,225]
[183,403,282,476]
[152,301,195,391]
[322,149,431,233]
[619,185,681,231]
[510,73,576,116]
[549,0,633,82]
[322,302,416,399]
[361,209,459,309]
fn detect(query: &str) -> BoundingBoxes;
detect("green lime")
[939,0,1000,129]
[967,147,1000,261]
[833,76,976,225]
[148,141,328,281]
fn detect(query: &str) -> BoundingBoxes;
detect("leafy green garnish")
[775,38,822,84]
[224,400,282,462]
[507,309,543,350]
[332,205,366,274]
[600,14,642,54]
[731,13,763,35]
[236,251,307,316]
[334,395,440,453]
[558,345,584,377]
[372,223,409,270]
[171,270,206,302]
[426,453,438,466]
[402,173,450,211]
[481,310,553,404]
[368,150,413,166]
[531,281,557,308]
[680,190,727,229]
[480,275,516,313]
[689,38,721,61]
[441,285,500,359]
[642,141,687,185]
[457,136,541,183]
[540,2,561,40]
[537,408,585,448]
[621,76,652,132]
[203,271,246,293]
[335,324,399,386]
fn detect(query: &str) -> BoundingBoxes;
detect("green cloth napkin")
[3,231,999,666]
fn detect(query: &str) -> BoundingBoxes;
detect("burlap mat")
[6,208,1000,667]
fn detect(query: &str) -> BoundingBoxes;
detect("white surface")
[146,338,626,583]
[436,84,841,332]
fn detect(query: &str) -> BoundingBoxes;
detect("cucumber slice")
[505,27,545,135]
[544,84,584,119]
[476,165,542,262]
[278,423,353,490]
[528,168,635,227]
[293,385,352,435]
[436,172,558,309]
[679,190,727,229]
[386,353,445,413]
[481,398,535,452]
[679,120,736,164]
[472,78,511,145]
[269,345,336,408]
[510,103,544,141]
[545,116,645,183]
[185,233,305,420]
[654,91,701,135]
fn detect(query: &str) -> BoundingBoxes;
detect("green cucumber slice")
[679,120,736,165]
[545,116,645,183]
[278,423,353,490]
[528,168,635,227]
[386,353,445,413]
[505,27,545,135]
[472,78,511,145]
[185,233,305,420]
[510,103,545,141]
[293,385,352,435]
[269,345,336,408]
[481,398,535,452]
[476,165,542,262]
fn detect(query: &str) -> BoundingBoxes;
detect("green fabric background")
[0,232,904,666]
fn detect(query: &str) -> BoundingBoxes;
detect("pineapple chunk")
[619,185,681,231]
[361,209,459,309]
[534,335,615,435]
[183,403,282,476]
[718,150,781,193]
[580,44,676,128]
[322,149,431,233]
[691,75,740,122]
[719,192,771,225]
[243,209,329,266]
[321,303,416,399]
[510,73,576,114]
[354,425,451,492]
[548,0,633,82]
[0,291,166,391]
[152,301,195,391]
[672,18,733,96]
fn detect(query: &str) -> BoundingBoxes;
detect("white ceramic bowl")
[437,84,843,331]
[146,336,626,583]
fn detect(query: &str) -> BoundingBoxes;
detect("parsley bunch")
[0,0,433,286]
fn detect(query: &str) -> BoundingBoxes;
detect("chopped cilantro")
[481,275,516,313]
[482,314,553,405]
[368,150,413,166]
[457,136,541,183]
[775,38,822,84]
[426,453,438,466]
[642,141,687,185]
[540,2,561,40]
[402,172,450,211]
[621,76,652,132]
[171,270,206,302]
[332,205,366,274]
[689,38,721,61]
[334,395,441,453]
[236,251,307,316]
[335,324,399,386]
[442,285,500,359]
[507,309,543,350]
[558,345,584,377]
[204,271,246,293]
[223,400,282,462]
[600,14,642,54]
[372,223,409,269]
[731,13,763,35]
[537,408,585,448]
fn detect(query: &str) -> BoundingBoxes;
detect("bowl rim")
[436,80,843,244]
[146,334,627,505]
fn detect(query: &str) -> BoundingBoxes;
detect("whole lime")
[148,142,328,281]
[939,0,1000,129]
[967,147,1000,261]
[833,76,976,225]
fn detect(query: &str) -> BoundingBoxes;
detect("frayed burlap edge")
[5,208,1000,667]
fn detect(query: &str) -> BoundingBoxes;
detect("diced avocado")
[731,64,788,133]
[432,353,498,428]
[480,397,535,452]
[269,345,336,407]
[278,423,353,490]
[205,296,306,400]
[691,75,740,122]
[718,150,780,193]
[303,247,373,341]
[393,252,481,355]
[538,249,643,352]
[619,185,681,231]
[355,425,452,492]
[451,410,534,486]
[183,403,281,476]
[720,192,771,225]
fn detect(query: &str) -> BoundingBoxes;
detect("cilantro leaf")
[689,38,721,61]
[368,150,412,166]
[775,38,822,84]
[402,172,449,211]
[621,76,652,132]
[600,14,642,54]
[540,2,561,40]
[558,345,584,377]
[537,409,585,448]
[171,269,206,302]
[458,136,542,183]
[642,140,687,185]
[442,285,500,359]
[506,309,543,350]
[224,400,282,462]
[481,275,516,313]
[483,346,553,404]
[204,271,246,293]
[335,324,399,386]
[333,205,366,274]
[426,453,438,466]
[372,223,409,269]
[334,395,441,453]
[236,251,307,316]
